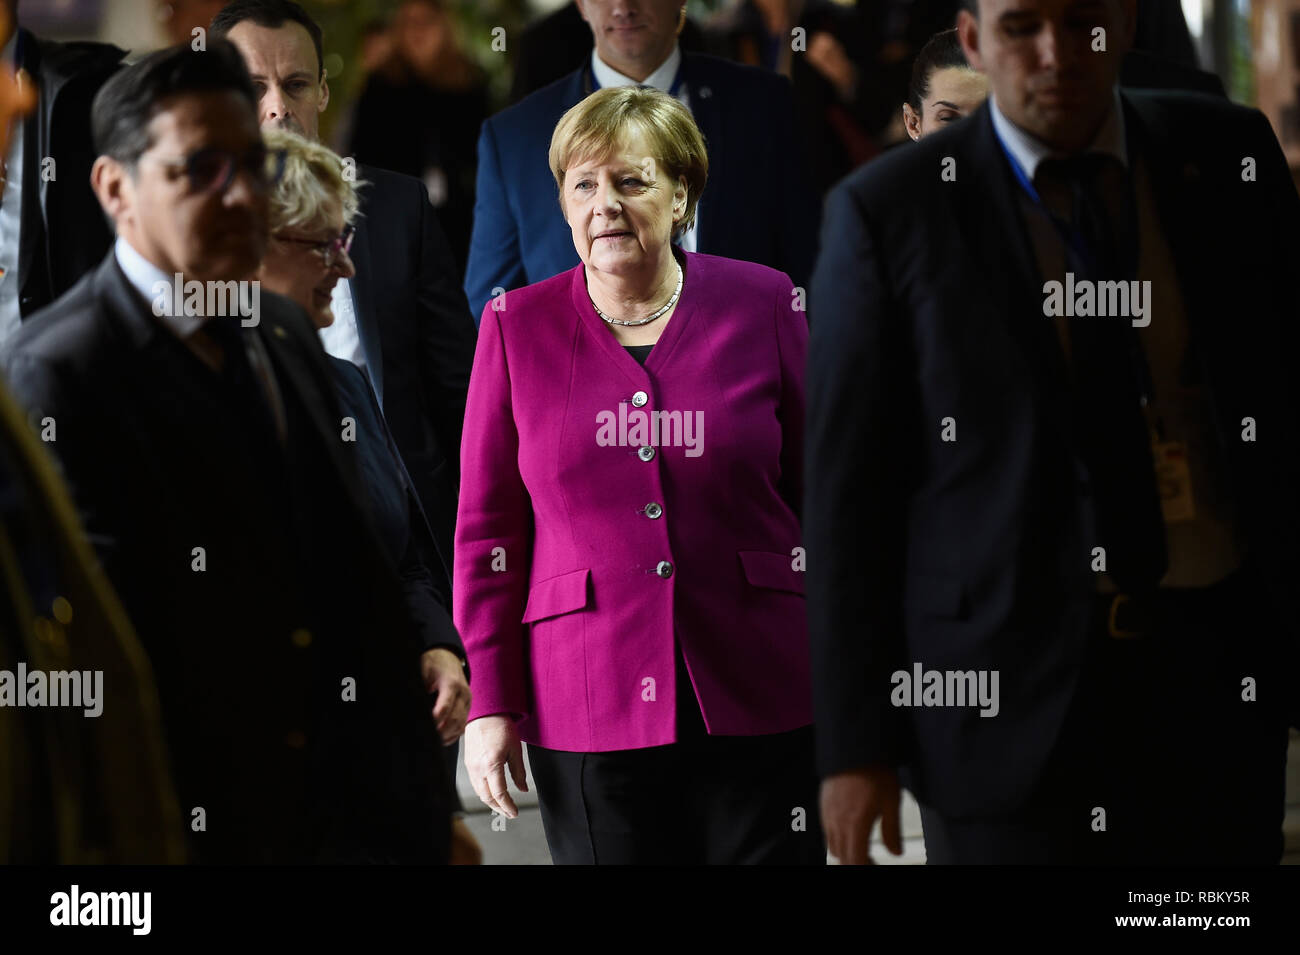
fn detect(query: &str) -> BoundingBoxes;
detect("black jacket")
[806,91,1300,817]
[13,29,124,321]
[346,165,478,591]
[1,252,456,862]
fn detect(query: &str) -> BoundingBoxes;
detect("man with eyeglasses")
[0,40,459,864]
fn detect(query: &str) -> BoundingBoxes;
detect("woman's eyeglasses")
[271,224,357,269]
[154,146,289,195]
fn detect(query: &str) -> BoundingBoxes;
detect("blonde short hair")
[261,127,363,233]
[548,86,708,241]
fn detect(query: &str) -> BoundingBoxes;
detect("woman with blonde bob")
[257,128,480,864]
[456,87,821,864]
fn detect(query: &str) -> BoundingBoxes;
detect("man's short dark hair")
[210,0,324,80]
[91,40,258,168]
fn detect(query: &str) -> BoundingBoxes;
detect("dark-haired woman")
[902,28,988,141]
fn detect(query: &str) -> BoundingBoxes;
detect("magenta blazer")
[455,251,810,752]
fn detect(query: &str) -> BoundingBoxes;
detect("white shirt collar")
[114,236,208,338]
[990,86,1127,181]
[591,44,682,94]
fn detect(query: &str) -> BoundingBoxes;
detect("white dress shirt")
[320,277,367,368]
[590,45,699,253]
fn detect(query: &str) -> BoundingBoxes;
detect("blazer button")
[638,446,655,462]
[632,390,648,408]
[290,628,312,648]
[285,730,307,749]
[656,560,674,579]
[644,502,663,519]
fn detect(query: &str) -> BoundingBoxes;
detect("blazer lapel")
[255,312,367,507]
[345,186,386,404]
[681,54,720,249]
[956,104,1072,421]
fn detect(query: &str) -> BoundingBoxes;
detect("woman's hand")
[464,714,528,819]
[420,648,471,744]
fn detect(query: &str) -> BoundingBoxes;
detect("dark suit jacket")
[1121,49,1225,97]
[0,377,183,863]
[13,29,124,321]
[465,51,821,321]
[806,92,1300,817]
[1,252,456,862]
[347,164,478,585]
[328,354,463,659]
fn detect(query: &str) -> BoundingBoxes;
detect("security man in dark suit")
[807,0,1299,865]
[211,1,478,612]
[0,0,126,345]
[211,0,477,809]
[1,40,456,864]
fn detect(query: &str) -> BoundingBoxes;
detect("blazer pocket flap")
[903,573,965,617]
[522,568,592,624]
[739,551,805,595]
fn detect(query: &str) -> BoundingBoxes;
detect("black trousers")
[527,650,825,865]
[920,565,1291,865]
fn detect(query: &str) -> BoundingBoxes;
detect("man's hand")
[464,714,527,819]
[820,766,903,865]
[420,648,470,744]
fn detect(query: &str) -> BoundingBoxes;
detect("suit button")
[632,391,648,408]
[656,560,674,579]
[644,502,663,519]
[290,628,312,648]
[285,730,307,749]
[638,446,655,462]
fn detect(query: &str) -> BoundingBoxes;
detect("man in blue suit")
[465,0,820,322]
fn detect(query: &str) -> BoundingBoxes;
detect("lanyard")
[994,124,1157,410]
[588,60,686,99]
[994,130,1101,277]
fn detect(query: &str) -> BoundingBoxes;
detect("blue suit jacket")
[464,52,820,321]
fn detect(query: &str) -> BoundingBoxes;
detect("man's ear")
[318,74,331,115]
[957,9,983,72]
[903,103,922,142]
[574,0,589,26]
[91,155,130,230]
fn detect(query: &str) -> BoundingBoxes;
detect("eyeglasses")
[271,224,356,269]
[152,146,288,195]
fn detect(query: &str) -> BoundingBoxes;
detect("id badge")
[1152,439,1195,523]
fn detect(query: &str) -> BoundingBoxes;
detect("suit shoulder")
[484,74,576,137]
[684,52,789,94]
[833,119,971,210]
[2,276,105,367]
[355,164,424,215]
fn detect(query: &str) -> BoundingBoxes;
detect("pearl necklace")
[590,262,683,327]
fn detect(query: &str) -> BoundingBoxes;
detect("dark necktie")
[203,317,282,455]
[1036,155,1168,594]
